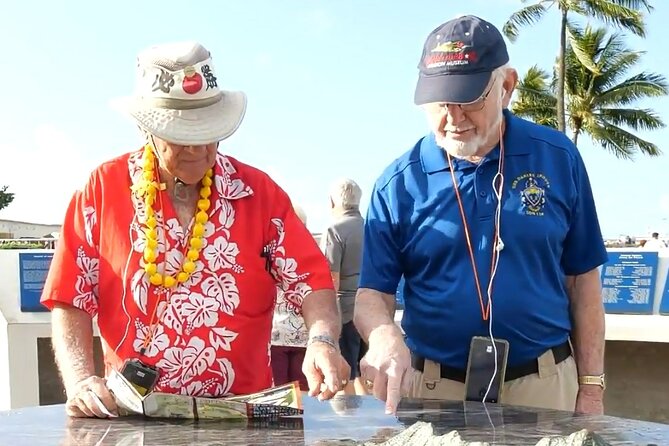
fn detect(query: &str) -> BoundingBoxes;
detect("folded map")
[106,369,303,420]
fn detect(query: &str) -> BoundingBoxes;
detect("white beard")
[436,133,485,158]
[436,113,504,159]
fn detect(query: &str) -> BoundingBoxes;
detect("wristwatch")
[578,374,606,390]
[307,334,339,351]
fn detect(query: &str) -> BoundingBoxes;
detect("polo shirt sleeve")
[358,182,403,295]
[41,172,100,316]
[560,150,609,275]
[322,226,343,273]
[267,185,334,305]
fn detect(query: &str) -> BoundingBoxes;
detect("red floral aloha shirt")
[41,149,334,397]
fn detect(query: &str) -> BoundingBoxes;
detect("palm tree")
[503,0,653,134]
[512,66,558,129]
[512,26,667,158]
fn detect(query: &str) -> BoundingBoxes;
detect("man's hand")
[359,324,412,414]
[575,386,604,415]
[65,376,118,418]
[302,341,350,401]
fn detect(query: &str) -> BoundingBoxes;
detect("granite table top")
[1,395,667,445]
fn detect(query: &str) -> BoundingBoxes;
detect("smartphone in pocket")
[464,336,509,403]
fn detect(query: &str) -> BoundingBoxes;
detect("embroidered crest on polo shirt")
[511,173,551,216]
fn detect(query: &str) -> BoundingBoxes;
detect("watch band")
[578,374,606,389]
[308,334,339,351]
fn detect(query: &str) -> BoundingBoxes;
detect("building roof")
[0,218,62,226]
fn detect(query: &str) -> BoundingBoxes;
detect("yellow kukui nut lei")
[133,143,213,288]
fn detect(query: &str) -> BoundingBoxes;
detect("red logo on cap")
[424,40,478,68]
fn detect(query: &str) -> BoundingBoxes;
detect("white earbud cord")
[114,197,140,354]
[117,137,162,354]
[482,123,505,404]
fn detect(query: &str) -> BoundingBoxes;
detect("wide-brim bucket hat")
[112,41,247,145]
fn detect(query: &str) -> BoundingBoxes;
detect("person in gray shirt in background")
[322,178,366,395]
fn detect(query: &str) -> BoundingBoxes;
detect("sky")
[1,0,668,238]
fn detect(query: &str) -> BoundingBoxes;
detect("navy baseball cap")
[414,15,509,105]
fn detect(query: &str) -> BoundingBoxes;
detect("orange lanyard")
[140,289,169,355]
[445,140,505,321]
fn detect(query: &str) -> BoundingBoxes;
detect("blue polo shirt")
[359,110,608,368]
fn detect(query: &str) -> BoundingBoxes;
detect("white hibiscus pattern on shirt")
[203,236,242,272]
[201,272,240,316]
[72,205,99,315]
[132,321,170,357]
[270,219,312,348]
[83,206,96,248]
[180,292,220,331]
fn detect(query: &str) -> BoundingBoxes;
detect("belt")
[411,341,572,383]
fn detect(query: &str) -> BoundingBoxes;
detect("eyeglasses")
[425,78,498,113]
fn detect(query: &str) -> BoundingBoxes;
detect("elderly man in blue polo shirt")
[354,15,608,416]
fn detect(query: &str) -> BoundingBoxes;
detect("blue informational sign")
[660,270,669,315]
[18,252,53,312]
[600,251,658,314]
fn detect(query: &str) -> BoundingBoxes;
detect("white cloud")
[0,125,101,224]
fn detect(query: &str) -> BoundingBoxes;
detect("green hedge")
[0,241,51,249]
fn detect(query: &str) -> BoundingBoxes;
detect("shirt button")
[477,169,484,175]
[479,190,487,197]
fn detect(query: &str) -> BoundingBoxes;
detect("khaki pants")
[411,349,578,411]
